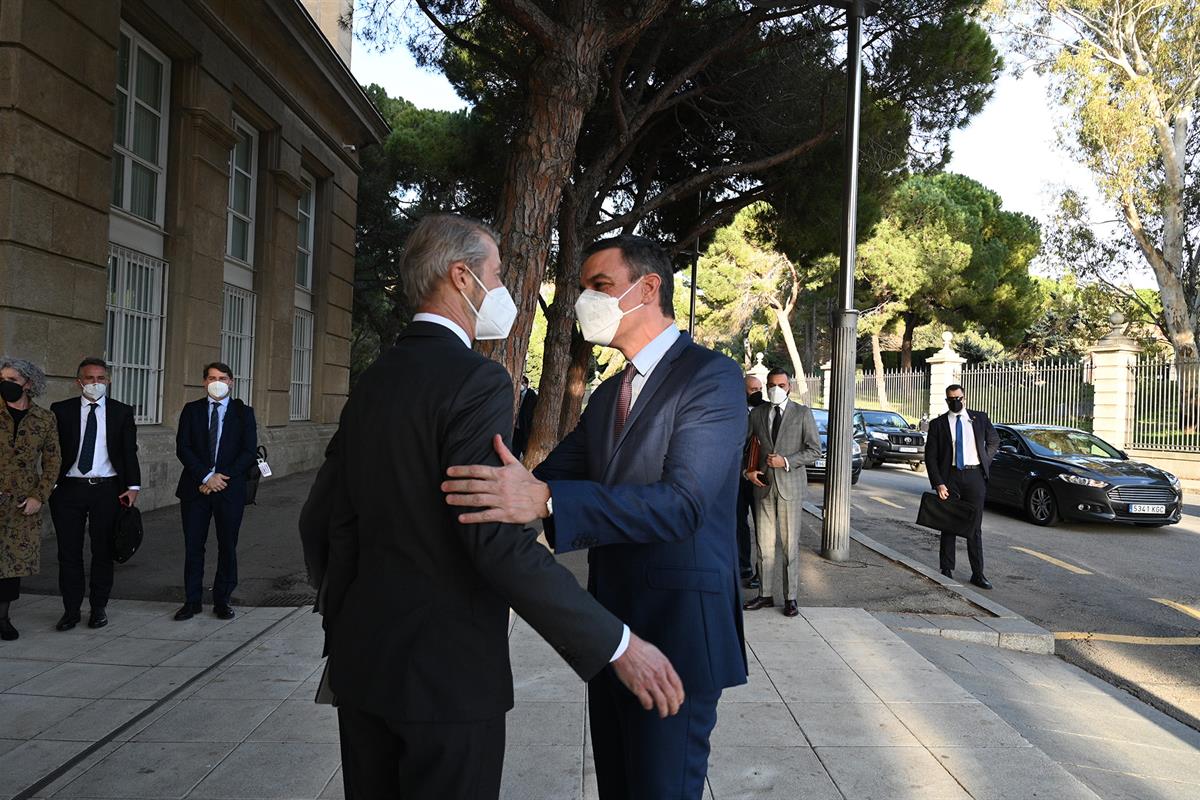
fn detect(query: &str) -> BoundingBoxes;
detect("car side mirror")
[1000,445,1018,455]
[1118,450,1129,460]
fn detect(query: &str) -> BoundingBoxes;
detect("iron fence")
[802,374,824,408]
[853,368,928,423]
[1128,358,1200,452]
[960,359,1093,431]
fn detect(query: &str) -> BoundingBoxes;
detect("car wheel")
[1025,482,1059,526]
[909,462,922,471]
[862,456,875,469]
[851,470,860,485]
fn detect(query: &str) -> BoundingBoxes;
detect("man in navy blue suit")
[174,362,258,621]
[444,235,747,799]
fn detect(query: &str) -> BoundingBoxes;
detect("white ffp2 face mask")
[574,278,645,347]
[767,386,789,405]
[207,381,231,400]
[461,269,518,341]
[81,383,107,401]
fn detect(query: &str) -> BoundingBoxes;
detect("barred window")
[290,309,314,421]
[226,116,258,265]
[220,284,256,403]
[112,25,170,226]
[296,171,315,291]
[105,244,168,424]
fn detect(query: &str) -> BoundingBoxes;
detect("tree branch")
[493,0,562,49]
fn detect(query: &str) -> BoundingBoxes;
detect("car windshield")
[1020,429,1122,459]
[811,409,829,433]
[862,411,910,428]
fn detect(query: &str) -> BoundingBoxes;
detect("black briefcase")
[112,505,144,564]
[244,445,269,506]
[916,491,977,534]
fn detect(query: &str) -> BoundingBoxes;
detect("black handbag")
[916,491,977,534]
[111,505,144,564]
[244,445,268,505]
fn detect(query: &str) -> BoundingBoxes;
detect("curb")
[802,501,1056,655]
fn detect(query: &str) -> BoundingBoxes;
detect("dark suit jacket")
[924,409,1000,487]
[320,321,623,724]
[174,397,258,501]
[51,397,141,489]
[513,387,538,455]
[535,331,749,696]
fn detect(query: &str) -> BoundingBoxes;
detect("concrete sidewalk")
[4,595,1198,799]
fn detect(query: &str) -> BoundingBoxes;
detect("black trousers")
[49,480,120,612]
[337,704,505,800]
[0,576,19,602]
[180,492,244,606]
[736,477,755,577]
[940,467,986,576]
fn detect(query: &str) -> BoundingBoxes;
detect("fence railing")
[853,369,928,423]
[802,374,824,408]
[1128,358,1200,452]
[960,359,1093,431]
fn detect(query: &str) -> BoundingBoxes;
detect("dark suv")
[853,409,925,470]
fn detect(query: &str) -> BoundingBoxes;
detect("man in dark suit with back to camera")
[49,358,141,631]
[512,374,538,460]
[924,383,1000,590]
[444,235,748,800]
[308,214,683,800]
[174,363,257,621]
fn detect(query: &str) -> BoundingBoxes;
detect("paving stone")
[827,638,936,672]
[192,664,308,700]
[933,746,1102,800]
[505,701,584,747]
[887,701,1031,748]
[0,738,92,798]
[1019,726,1200,786]
[0,631,107,662]
[707,746,842,800]
[774,667,879,704]
[247,699,341,743]
[55,740,235,798]
[107,666,206,700]
[500,745,582,800]
[133,697,281,743]
[127,616,233,642]
[750,639,845,672]
[720,658,781,703]
[790,701,920,747]
[1068,764,1200,800]
[319,767,345,799]
[852,667,976,703]
[710,702,800,747]
[816,745,972,799]
[188,741,341,799]
[24,741,122,799]
[35,697,154,741]
[9,661,146,699]
[158,638,245,668]
[872,611,939,631]
[0,658,59,691]
[72,636,193,666]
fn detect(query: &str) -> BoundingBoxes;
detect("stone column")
[1087,313,1140,450]
[926,332,965,418]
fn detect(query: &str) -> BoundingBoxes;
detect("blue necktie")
[955,415,965,470]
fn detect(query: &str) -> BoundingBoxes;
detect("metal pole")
[821,0,869,561]
[689,193,700,336]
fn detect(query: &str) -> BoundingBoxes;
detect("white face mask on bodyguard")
[207,381,231,400]
[574,278,645,347]
[81,383,107,401]
[767,386,789,406]
[462,269,518,340]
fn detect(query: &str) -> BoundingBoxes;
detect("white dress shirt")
[415,312,633,663]
[627,324,681,408]
[947,410,981,467]
[67,396,141,490]
[202,395,231,483]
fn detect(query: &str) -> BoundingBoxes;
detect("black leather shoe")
[743,595,775,611]
[88,608,108,629]
[745,575,761,590]
[174,603,201,621]
[940,569,954,579]
[969,575,993,590]
[213,604,235,620]
[0,618,17,641]
[55,612,81,632]
[783,600,800,618]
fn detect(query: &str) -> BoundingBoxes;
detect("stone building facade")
[0,0,385,509]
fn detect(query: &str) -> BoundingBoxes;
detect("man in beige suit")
[743,368,821,617]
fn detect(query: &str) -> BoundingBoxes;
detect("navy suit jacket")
[535,331,749,695]
[925,409,1000,487]
[175,397,258,501]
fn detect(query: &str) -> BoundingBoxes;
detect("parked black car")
[853,409,926,469]
[808,409,863,485]
[989,424,1183,527]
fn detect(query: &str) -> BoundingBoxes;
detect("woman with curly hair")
[0,357,60,640]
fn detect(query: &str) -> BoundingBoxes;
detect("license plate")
[899,446,918,453]
[814,459,826,468]
[1129,504,1166,514]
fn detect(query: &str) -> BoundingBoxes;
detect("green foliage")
[1017,273,1166,359]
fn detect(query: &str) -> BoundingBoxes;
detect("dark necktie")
[771,405,783,443]
[78,403,98,474]
[613,364,636,441]
[209,402,220,467]
[955,414,965,470]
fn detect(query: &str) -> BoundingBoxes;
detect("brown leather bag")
[745,434,768,487]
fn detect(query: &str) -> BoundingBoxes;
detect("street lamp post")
[750,0,877,561]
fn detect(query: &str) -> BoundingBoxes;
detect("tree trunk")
[901,312,916,370]
[871,332,890,409]
[772,306,807,401]
[558,328,593,440]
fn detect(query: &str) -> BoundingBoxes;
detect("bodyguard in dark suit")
[738,375,764,587]
[309,214,682,800]
[445,235,748,800]
[174,362,257,621]
[924,383,1000,589]
[512,374,537,459]
[49,358,140,631]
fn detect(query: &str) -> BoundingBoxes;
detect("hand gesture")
[766,453,786,469]
[745,470,767,488]
[119,489,139,507]
[936,484,950,501]
[443,435,551,525]
[18,497,42,516]
[612,633,685,718]
[206,473,229,493]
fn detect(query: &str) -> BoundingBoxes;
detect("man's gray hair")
[400,213,498,306]
[0,356,48,398]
